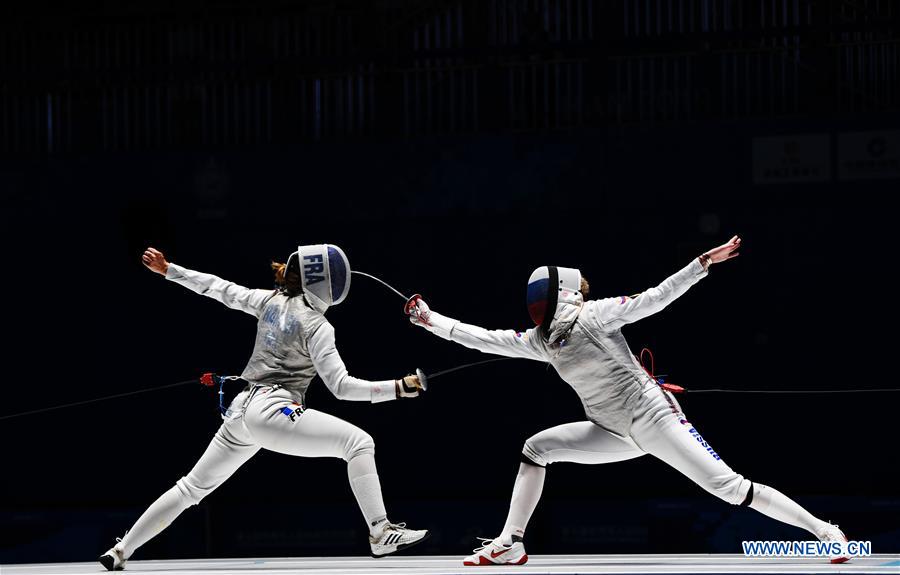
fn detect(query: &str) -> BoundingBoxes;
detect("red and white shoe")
[463,537,528,566]
[817,523,850,564]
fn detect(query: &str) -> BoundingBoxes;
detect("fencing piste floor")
[3,554,900,575]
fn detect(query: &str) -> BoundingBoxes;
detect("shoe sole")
[463,553,529,566]
[99,554,122,571]
[829,529,850,564]
[371,531,431,558]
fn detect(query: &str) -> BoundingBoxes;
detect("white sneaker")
[463,536,528,566]
[369,522,429,558]
[817,523,850,564]
[99,539,126,571]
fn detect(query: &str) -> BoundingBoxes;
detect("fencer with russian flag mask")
[408,236,850,566]
[100,245,428,571]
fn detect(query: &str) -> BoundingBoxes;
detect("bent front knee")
[344,431,375,461]
[521,439,548,468]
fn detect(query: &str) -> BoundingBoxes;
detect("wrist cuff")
[691,257,710,278]
[370,380,397,403]
[165,263,183,280]
[426,311,458,340]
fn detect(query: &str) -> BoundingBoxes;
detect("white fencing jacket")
[422,259,708,436]
[165,263,396,404]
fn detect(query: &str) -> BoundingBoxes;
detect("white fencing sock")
[747,483,829,536]
[347,453,388,537]
[499,463,546,545]
[118,486,191,558]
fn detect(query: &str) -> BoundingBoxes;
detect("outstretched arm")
[590,235,741,330]
[407,297,548,361]
[143,247,273,318]
[308,323,422,403]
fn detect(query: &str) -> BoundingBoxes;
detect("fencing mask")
[526,265,582,337]
[285,244,351,309]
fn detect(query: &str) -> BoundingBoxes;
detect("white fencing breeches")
[515,383,828,538]
[118,387,381,558]
[522,383,752,504]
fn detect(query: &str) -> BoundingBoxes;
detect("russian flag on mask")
[526,268,551,326]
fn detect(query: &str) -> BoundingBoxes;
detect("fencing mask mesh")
[285,244,351,308]
[526,265,582,337]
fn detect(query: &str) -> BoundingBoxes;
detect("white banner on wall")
[838,130,900,181]
[752,134,831,184]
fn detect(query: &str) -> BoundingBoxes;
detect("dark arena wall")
[1,0,898,568]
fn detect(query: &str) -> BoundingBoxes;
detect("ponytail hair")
[580,276,590,296]
[272,261,287,286]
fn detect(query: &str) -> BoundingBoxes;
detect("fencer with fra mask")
[407,236,851,566]
[100,245,428,571]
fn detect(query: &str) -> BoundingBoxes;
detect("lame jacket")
[425,259,708,437]
[165,263,396,404]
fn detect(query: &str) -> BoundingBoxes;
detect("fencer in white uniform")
[407,236,850,565]
[100,245,428,571]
